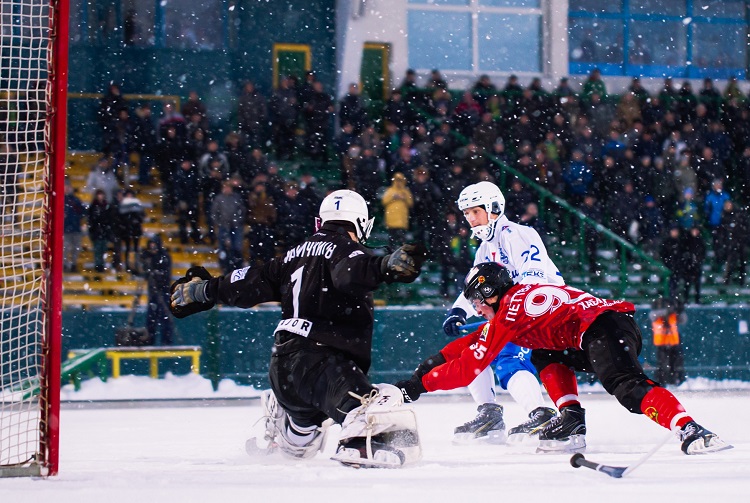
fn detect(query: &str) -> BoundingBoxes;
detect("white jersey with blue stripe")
[452,214,565,314]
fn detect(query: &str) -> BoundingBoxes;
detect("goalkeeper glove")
[169,266,215,318]
[381,242,428,283]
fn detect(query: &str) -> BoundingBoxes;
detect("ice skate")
[507,406,556,443]
[678,421,733,455]
[333,432,412,469]
[537,404,586,453]
[453,403,506,444]
[332,384,421,468]
[246,390,330,459]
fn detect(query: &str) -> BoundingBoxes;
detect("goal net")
[0,0,67,477]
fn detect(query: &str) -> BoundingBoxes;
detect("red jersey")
[422,284,635,392]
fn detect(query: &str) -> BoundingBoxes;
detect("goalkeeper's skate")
[453,403,506,444]
[537,404,586,453]
[507,406,556,443]
[678,421,733,455]
[332,384,421,468]
[246,389,330,459]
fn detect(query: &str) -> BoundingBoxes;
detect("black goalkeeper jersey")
[205,222,389,370]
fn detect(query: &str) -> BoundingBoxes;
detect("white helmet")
[319,189,374,243]
[457,182,505,241]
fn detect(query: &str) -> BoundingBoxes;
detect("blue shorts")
[491,342,536,389]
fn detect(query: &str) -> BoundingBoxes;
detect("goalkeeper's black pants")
[269,331,376,427]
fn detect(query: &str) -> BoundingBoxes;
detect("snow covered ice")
[3,375,749,502]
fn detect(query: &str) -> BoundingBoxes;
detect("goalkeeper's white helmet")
[319,189,374,243]
[457,181,505,241]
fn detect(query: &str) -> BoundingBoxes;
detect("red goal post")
[0,0,68,477]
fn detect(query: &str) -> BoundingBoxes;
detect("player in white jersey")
[443,181,562,443]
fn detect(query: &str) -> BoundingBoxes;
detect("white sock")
[506,370,546,414]
[285,417,317,447]
[468,366,497,405]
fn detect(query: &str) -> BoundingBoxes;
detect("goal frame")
[0,0,68,477]
[44,0,69,476]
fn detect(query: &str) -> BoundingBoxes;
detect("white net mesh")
[0,0,52,470]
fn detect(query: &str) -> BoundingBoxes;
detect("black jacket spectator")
[237,81,268,149]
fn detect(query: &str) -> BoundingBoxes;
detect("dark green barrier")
[61,306,750,388]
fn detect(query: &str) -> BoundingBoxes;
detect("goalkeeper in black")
[170,189,426,466]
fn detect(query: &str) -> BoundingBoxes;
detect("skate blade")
[507,432,540,446]
[685,440,734,455]
[536,434,586,454]
[245,437,277,457]
[452,429,507,445]
[331,448,405,468]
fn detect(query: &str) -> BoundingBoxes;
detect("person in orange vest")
[649,297,686,385]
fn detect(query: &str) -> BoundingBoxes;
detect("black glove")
[395,375,427,403]
[413,352,447,380]
[170,266,216,319]
[381,242,428,283]
[443,307,467,337]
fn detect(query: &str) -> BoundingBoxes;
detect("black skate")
[537,404,586,453]
[678,421,733,455]
[453,403,506,444]
[333,434,407,468]
[507,406,557,443]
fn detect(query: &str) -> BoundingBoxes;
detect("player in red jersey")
[396,262,732,455]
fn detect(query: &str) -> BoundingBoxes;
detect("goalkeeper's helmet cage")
[319,190,374,243]
[457,182,505,241]
[463,262,514,305]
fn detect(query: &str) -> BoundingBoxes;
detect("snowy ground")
[4,376,750,502]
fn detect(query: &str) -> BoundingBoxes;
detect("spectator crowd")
[64,69,750,304]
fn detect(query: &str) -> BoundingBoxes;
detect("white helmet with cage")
[456,181,505,241]
[319,189,374,243]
